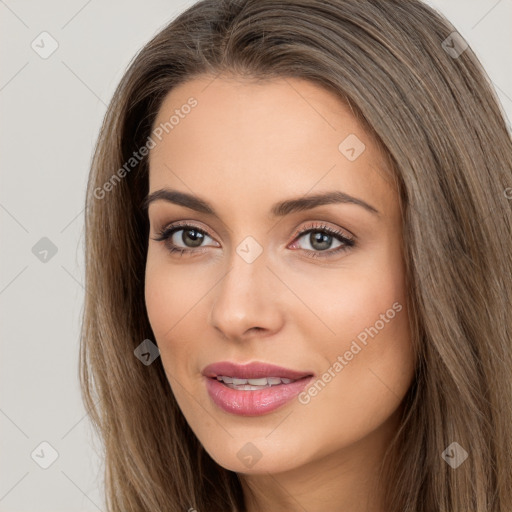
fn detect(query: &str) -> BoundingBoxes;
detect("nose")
[208,246,284,341]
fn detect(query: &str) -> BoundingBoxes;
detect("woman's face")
[145,74,415,479]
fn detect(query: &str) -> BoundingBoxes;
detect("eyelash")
[152,221,356,259]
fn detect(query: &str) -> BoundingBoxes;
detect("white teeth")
[216,375,298,388]
[247,378,268,386]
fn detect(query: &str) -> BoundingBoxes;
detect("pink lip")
[202,361,314,416]
[202,361,313,380]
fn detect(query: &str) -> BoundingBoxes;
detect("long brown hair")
[80,1,512,510]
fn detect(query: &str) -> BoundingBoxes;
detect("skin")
[144,74,416,512]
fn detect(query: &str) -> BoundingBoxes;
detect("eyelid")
[153,220,216,240]
[153,220,354,241]
[290,222,355,244]
[152,220,356,258]
[152,220,219,246]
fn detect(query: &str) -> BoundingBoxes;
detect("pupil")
[310,231,331,251]
[183,229,204,247]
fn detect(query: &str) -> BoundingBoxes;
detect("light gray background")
[0,1,510,510]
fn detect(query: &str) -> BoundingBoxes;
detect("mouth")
[213,375,299,390]
[202,361,314,416]
[202,360,313,381]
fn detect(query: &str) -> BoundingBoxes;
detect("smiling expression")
[144,73,415,475]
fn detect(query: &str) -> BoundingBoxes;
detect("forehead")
[148,74,396,218]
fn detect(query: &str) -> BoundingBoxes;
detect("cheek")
[145,258,174,338]
[294,242,413,400]
[308,257,413,421]
[288,251,408,352]
[294,274,413,454]
[144,250,205,337]
[332,277,407,351]
[144,252,217,380]
[144,254,193,373]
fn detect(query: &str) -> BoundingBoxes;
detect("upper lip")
[202,361,314,380]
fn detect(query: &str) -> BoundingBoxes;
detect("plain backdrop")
[0,0,510,510]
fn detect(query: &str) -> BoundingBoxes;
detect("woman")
[80,0,512,510]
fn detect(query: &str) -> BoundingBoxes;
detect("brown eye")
[153,223,218,256]
[173,228,205,248]
[299,231,338,251]
[289,223,355,259]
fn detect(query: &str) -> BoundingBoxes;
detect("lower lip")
[204,376,313,416]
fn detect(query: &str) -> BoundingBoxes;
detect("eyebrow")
[143,188,379,217]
